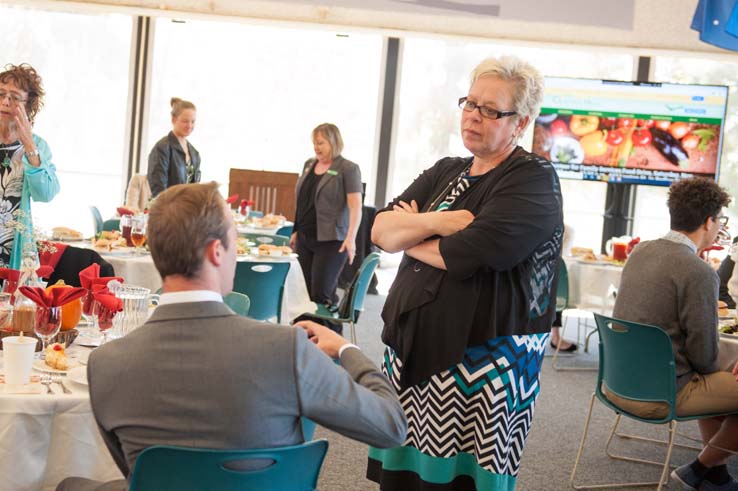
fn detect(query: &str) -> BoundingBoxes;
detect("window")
[146,18,383,207]
[649,56,738,234]
[391,36,634,251]
[1,5,133,236]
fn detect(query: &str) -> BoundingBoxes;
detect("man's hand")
[295,320,348,359]
[733,361,738,382]
[432,209,475,236]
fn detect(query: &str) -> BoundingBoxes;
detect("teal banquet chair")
[298,252,380,344]
[102,218,120,232]
[570,313,736,490]
[89,206,104,235]
[275,224,293,238]
[232,261,290,322]
[129,439,329,491]
[224,291,250,316]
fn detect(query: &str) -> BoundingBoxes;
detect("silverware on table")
[41,375,53,394]
[52,376,72,394]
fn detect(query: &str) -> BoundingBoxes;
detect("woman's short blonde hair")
[312,123,344,160]
[470,56,544,128]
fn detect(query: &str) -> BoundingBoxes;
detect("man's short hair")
[668,178,731,233]
[147,182,231,278]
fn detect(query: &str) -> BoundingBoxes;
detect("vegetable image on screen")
[530,77,728,186]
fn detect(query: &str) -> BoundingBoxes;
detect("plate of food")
[51,226,84,242]
[67,366,88,386]
[32,343,80,374]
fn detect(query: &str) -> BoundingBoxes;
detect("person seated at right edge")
[56,182,406,491]
[611,177,738,491]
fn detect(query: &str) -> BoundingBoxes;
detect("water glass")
[114,285,150,338]
[34,306,62,358]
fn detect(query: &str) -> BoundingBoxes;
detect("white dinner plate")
[67,366,88,386]
[33,358,80,374]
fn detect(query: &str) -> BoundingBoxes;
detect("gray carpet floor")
[314,285,738,490]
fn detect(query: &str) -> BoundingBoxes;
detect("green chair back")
[102,218,120,232]
[556,257,570,312]
[233,261,290,322]
[276,225,293,238]
[593,314,677,423]
[339,252,381,322]
[243,233,290,247]
[224,291,250,316]
[129,439,329,491]
[89,206,103,235]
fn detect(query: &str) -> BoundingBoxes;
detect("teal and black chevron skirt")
[368,333,549,491]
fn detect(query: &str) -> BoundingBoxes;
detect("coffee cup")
[2,336,37,385]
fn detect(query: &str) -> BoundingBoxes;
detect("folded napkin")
[117,207,135,216]
[0,268,20,285]
[19,285,87,308]
[225,194,239,205]
[79,264,124,290]
[92,288,123,312]
[38,242,68,275]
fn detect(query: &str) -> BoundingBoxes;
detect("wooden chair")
[229,169,298,221]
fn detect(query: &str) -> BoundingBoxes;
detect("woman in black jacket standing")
[367,56,563,490]
[291,123,362,307]
[147,97,200,197]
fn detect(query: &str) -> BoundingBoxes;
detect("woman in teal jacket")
[0,64,60,269]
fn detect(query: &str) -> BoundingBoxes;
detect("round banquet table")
[80,245,317,323]
[0,346,122,491]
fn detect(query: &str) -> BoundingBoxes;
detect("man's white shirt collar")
[157,290,223,306]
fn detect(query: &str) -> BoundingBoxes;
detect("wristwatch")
[25,148,40,159]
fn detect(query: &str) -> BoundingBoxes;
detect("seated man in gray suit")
[58,182,407,491]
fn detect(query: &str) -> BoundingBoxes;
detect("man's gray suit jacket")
[87,301,407,480]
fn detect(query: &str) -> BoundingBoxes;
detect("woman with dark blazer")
[147,97,200,197]
[291,123,362,306]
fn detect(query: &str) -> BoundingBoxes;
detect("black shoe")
[550,340,577,352]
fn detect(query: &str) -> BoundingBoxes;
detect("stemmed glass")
[130,216,147,256]
[95,300,117,344]
[34,306,62,359]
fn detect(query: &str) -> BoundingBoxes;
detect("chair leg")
[553,313,597,372]
[570,393,596,489]
[615,428,703,453]
[572,404,675,489]
[349,320,356,345]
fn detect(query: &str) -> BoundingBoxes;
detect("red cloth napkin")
[92,288,123,312]
[39,242,68,274]
[79,264,124,290]
[225,194,239,205]
[18,286,87,308]
[36,266,54,279]
[117,207,135,216]
[0,268,20,284]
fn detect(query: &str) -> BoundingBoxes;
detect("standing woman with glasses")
[291,123,362,312]
[0,64,60,269]
[367,56,563,490]
[147,97,200,198]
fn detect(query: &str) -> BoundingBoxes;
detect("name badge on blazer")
[326,170,338,176]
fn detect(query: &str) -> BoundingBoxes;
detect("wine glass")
[130,216,147,255]
[34,306,62,359]
[95,300,117,344]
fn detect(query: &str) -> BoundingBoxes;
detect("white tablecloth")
[563,257,623,315]
[0,348,122,491]
[98,251,316,322]
[718,333,738,371]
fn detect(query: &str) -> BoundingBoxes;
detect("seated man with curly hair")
[610,177,738,491]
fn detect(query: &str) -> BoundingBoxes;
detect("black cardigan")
[379,147,564,388]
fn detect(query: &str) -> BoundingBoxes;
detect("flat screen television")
[531,77,729,186]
